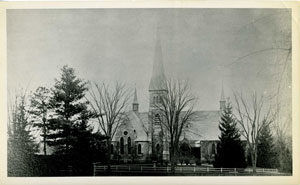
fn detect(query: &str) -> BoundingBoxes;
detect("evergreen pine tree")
[69,104,107,175]
[214,102,246,168]
[8,93,38,176]
[47,65,89,155]
[257,122,278,168]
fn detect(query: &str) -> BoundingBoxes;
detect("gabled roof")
[112,111,149,142]
[131,112,149,141]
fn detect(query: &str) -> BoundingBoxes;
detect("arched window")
[111,144,114,154]
[212,143,216,155]
[138,144,142,154]
[156,144,160,154]
[120,137,124,154]
[128,137,131,154]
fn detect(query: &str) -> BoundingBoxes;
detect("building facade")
[111,29,224,164]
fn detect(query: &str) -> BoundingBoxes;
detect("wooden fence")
[93,163,278,176]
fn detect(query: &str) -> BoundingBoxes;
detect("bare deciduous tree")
[87,82,130,170]
[156,79,197,173]
[233,92,275,173]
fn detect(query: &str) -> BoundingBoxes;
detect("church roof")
[132,112,149,141]
[118,110,222,142]
[149,27,167,91]
[112,111,149,142]
[183,110,221,141]
[113,108,235,143]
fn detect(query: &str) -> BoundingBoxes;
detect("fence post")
[207,167,209,172]
[141,166,143,172]
[181,167,182,172]
[129,166,131,172]
[262,168,264,173]
[93,163,95,176]
[221,168,223,173]
[194,166,196,172]
[167,167,169,173]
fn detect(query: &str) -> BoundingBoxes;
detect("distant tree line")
[213,97,292,174]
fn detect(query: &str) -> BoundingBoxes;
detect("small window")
[212,143,216,155]
[154,114,161,124]
[138,144,142,154]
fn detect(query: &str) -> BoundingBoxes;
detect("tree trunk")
[43,119,47,155]
[170,141,177,174]
[107,138,112,171]
[251,151,257,174]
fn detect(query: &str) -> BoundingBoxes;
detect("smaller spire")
[132,86,139,112]
[219,81,226,111]
[133,87,138,104]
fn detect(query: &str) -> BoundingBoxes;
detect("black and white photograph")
[1,2,299,183]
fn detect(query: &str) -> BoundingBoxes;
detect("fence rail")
[93,164,278,176]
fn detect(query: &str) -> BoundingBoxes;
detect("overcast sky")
[7,9,291,112]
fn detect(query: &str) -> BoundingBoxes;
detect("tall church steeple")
[132,87,139,112]
[148,25,169,162]
[149,26,167,92]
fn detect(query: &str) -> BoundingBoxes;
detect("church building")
[111,29,225,164]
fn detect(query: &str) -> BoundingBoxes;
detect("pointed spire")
[132,85,139,112]
[133,87,138,104]
[220,81,226,111]
[149,24,167,91]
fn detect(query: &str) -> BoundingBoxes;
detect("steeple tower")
[219,82,226,111]
[148,24,169,162]
[132,87,139,112]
